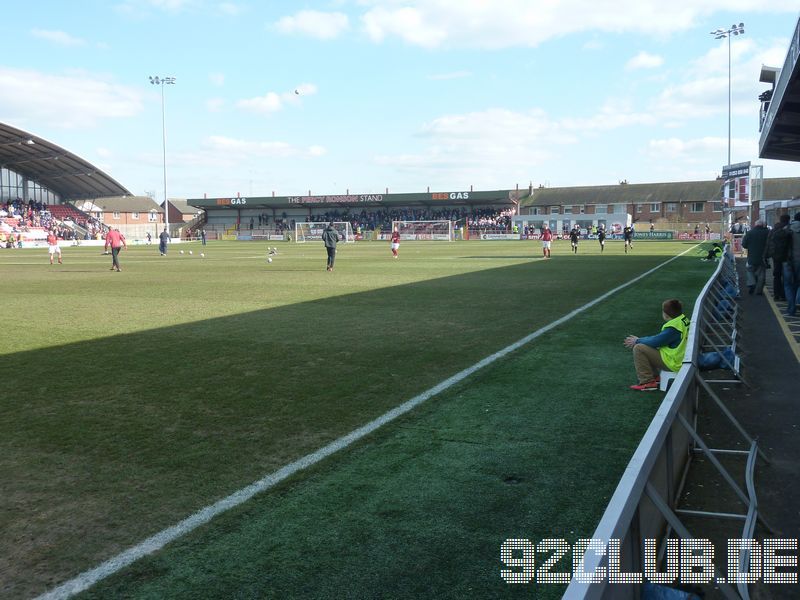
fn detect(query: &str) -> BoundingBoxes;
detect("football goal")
[391,220,453,241]
[295,221,354,243]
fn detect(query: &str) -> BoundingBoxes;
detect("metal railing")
[563,246,768,600]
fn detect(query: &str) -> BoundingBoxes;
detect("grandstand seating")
[48,204,88,224]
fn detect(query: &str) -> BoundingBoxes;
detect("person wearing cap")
[741,219,769,295]
[104,227,127,272]
[321,221,340,271]
[624,298,690,391]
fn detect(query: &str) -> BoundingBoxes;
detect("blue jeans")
[783,261,800,315]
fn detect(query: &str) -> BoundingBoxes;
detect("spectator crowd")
[1,197,106,248]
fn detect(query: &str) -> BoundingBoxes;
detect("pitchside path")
[37,246,705,599]
[676,259,800,600]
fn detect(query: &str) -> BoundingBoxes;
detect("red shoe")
[629,378,660,391]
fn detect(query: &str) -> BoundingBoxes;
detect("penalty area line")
[37,245,697,600]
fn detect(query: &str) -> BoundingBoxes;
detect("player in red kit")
[47,230,62,264]
[390,228,400,258]
[540,225,553,258]
[104,227,127,271]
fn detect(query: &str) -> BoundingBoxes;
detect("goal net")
[295,221,354,243]
[391,220,453,241]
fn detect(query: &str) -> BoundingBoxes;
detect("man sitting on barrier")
[623,298,690,391]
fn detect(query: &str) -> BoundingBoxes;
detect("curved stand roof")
[0,122,131,200]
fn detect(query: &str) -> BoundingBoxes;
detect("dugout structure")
[391,220,453,241]
[295,221,354,243]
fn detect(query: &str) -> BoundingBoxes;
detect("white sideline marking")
[37,246,696,599]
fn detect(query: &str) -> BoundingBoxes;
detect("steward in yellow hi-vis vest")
[623,299,690,391]
[659,313,690,372]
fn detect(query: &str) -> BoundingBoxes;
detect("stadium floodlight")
[149,75,176,236]
[709,22,745,167]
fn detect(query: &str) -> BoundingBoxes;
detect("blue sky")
[1,1,798,201]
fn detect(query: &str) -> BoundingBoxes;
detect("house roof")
[521,177,800,207]
[75,196,164,213]
[168,199,202,215]
[0,121,131,199]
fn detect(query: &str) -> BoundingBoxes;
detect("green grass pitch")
[0,239,712,598]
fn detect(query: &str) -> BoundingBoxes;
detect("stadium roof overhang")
[188,189,523,210]
[0,122,132,200]
[759,19,800,162]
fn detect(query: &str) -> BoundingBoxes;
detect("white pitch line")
[37,246,696,600]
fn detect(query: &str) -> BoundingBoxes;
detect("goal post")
[295,221,354,243]
[391,220,453,241]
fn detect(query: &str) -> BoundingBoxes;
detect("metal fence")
[563,246,768,600]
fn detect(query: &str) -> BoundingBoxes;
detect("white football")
[189,250,193,255]
[268,257,273,263]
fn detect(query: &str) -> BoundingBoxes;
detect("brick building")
[517,177,800,234]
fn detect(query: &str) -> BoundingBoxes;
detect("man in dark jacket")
[321,222,339,271]
[785,213,800,316]
[741,220,769,295]
[765,214,791,301]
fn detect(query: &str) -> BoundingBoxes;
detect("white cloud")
[274,10,349,40]
[209,72,225,86]
[30,29,87,47]
[647,136,728,160]
[363,6,447,48]
[0,67,143,129]
[374,108,570,186]
[357,0,798,49]
[236,84,317,114]
[237,92,282,113]
[652,38,787,121]
[96,147,113,158]
[645,135,761,179]
[626,51,664,70]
